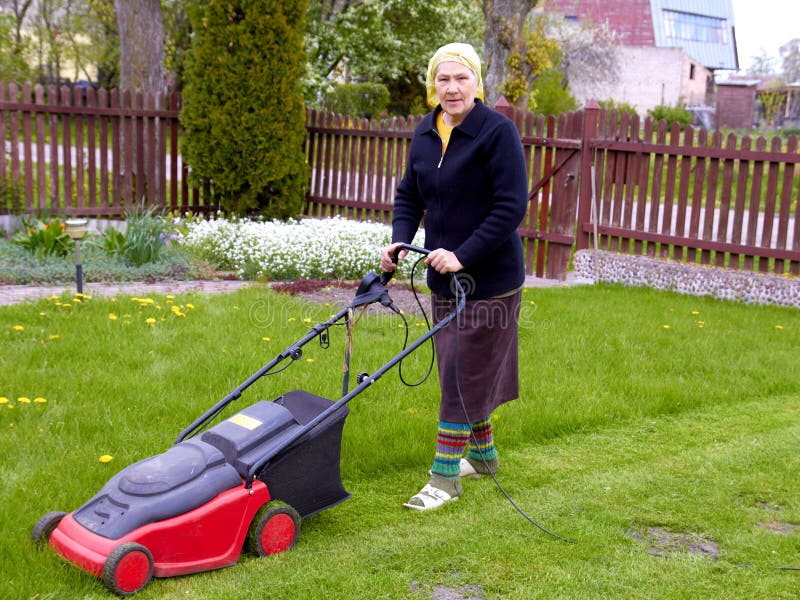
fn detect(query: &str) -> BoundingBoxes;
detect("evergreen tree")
[181,0,309,218]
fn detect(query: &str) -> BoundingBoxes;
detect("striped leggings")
[431,416,497,477]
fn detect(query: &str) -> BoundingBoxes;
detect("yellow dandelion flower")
[0,397,7,404]
[39,312,46,317]
[48,295,59,301]
[13,325,24,331]
[49,334,60,340]
[775,325,784,330]
[288,317,296,322]
[306,358,314,363]
[7,404,14,409]
[34,397,47,404]
[108,313,118,320]
[324,302,331,307]
[166,294,174,300]
[262,337,271,342]
[72,298,81,303]
[110,298,117,303]
[18,397,31,404]
[145,317,156,325]
[663,325,671,330]
[303,317,312,323]
[186,303,195,309]
[691,311,700,316]
[697,322,705,329]
[407,407,417,415]
[99,454,113,463]
[530,300,536,305]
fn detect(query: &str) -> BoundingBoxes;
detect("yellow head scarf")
[425,42,485,109]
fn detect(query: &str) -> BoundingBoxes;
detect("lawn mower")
[32,245,465,596]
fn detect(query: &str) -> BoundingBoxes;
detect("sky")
[731,0,800,73]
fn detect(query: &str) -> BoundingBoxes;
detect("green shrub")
[10,217,73,258]
[181,0,309,219]
[530,69,578,116]
[647,104,693,129]
[91,208,171,267]
[323,82,390,119]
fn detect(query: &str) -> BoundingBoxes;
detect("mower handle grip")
[380,243,429,285]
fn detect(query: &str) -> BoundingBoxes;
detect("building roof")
[650,0,738,70]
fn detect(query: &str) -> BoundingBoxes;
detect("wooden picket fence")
[0,82,211,217]
[577,106,800,276]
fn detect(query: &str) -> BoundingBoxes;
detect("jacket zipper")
[433,128,444,168]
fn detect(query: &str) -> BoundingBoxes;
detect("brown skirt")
[431,290,521,423]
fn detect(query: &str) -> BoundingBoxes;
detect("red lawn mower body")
[36,390,351,595]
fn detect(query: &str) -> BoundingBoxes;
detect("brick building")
[714,80,757,129]
[542,0,739,120]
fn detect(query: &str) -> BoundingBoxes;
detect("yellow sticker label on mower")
[228,414,263,430]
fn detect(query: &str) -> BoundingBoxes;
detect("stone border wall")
[573,249,800,309]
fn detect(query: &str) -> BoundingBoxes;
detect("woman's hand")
[425,248,463,274]
[380,242,409,272]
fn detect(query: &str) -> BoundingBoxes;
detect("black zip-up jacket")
[391,99,529,299]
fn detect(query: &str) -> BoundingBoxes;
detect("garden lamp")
[64,219,88,294]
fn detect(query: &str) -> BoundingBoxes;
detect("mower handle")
[379,243,429,285]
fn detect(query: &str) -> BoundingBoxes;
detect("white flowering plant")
[178,215,425,281]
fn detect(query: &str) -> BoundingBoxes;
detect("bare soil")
[271,279,427,316]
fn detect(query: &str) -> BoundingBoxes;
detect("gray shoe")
[459,456,499,478]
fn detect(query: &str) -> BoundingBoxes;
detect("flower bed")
[179,216,425,281]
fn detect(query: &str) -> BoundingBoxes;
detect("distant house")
[715,79,758,129]
[543,0,738,121]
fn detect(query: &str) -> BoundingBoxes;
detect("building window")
[690,64,696,80]
[663,10,728,44]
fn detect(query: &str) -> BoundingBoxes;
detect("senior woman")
[380,42,529,511]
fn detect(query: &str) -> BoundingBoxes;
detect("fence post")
[576,99,600,250]
[493,96,516,126]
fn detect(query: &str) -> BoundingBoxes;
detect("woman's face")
[435,61,478,125]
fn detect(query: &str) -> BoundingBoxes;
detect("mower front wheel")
[102,542,154,596]
[247,501,301,556]
[32,511,67,546]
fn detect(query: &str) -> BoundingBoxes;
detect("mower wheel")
[247,501,301,557]
[31,511,67,546]
[102,542,154,596]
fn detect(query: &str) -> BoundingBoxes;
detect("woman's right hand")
[380,242,408,272]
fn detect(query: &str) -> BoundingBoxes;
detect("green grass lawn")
[1,283,798,598]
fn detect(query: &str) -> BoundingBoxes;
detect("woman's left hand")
[424,248,464,274]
